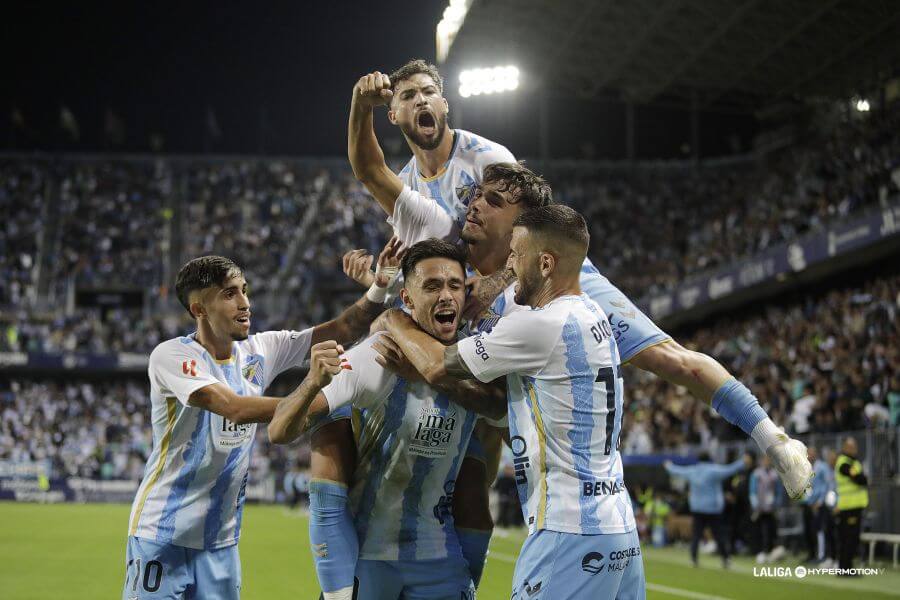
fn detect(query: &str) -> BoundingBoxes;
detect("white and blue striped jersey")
[321,334,478,561]
[395,129,515,230]
[457,294,635,536]
[128,329,312,549]
[389,185,670,362]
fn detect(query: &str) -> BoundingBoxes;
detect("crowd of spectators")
[1,102,898,488]
[621,274,899,455]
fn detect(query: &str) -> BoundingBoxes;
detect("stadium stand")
[0,99,897,542]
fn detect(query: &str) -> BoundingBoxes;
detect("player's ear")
[387,109,398,125]
[539,252,555,276]
[189,301,206,319]
[399,288,414,310]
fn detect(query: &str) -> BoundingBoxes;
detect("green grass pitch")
[0,502,896,599]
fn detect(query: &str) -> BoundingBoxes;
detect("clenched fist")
[353,71,393,109]
[308,340,345,389]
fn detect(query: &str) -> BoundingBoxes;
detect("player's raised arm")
[311,236,404,346]
[348,71,404,214]
[268,341,343,444]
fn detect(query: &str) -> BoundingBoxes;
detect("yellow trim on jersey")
[213,355,235,365]
[129,397,178,535]
[526,381,549,530]
[417,165,448,183]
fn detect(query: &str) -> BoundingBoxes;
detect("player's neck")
[531,277,582,309]
[410,129,455,178]
[195,321,234,361]
[465,240,508,277]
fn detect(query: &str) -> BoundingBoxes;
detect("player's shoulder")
[454,129,515,162]
[150,335,200,361]
[244,328,312,351]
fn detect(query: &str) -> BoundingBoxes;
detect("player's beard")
[514,269,539,306]
[401,112,448,151]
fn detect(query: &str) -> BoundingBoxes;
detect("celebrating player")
[268,239,506,600]
[379,206,643,599]
[298,59,514,600]
[352,140,813,505]
[123,249,397,600]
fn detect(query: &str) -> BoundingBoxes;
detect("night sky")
[3,2,756,159]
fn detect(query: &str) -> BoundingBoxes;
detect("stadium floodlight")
[458,66,520,98]
[854,98,870,112]
[436,0,472,63]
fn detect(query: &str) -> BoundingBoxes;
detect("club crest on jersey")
[242,354,264,388]
[456,180,477,207]
[410,406,458,458]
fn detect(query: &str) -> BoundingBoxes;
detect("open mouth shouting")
[416,110,437,137]
[432,304,458,337]
[235,313,251,329]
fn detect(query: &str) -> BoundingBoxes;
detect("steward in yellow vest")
[834,437,868,572]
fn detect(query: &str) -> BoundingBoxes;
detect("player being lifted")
[347,65,813,571]
[123,241,401,600]
[379,206,644,599]
[268,239,507,600]
[300,59,514,600]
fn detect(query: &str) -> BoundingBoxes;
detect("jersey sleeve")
[456,309,558,383]
[149,342,221,407]
[387,185,458,245]
[320,334,396,412]
[252,328,314,386]
[473,143,516,182]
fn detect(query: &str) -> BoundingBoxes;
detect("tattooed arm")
[462,267,516,321]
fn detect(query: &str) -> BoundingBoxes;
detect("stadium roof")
[442,0,900,112]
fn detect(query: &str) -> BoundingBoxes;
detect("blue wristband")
[711,378,767,435]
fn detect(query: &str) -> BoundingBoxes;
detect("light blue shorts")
[354,555,474,600]
[511,529,645,600]
[123,536,241,600]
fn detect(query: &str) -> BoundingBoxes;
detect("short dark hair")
[483,162,553,209]
[175,255,244,317]
[389,59,443,95]
[400,238,466,281]
[512,204,589,248]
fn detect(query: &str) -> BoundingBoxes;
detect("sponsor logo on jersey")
[182,359,197,376]
[410,407,458,457]
[511,435,530,486]
[582,479,625,497]
[213,414,254,449]
[473,335,490,361]
[432,479,455,524]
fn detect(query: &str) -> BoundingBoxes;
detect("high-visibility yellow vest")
[835,454,868,510]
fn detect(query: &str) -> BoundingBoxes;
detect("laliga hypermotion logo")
[182,359,197,376]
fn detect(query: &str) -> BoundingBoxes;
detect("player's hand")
[663,460,673,470]
[343,249,375,288]
[308,341,345,389]
[372,333,423,382]
[374,235,406,288]
[353,71,393,109]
